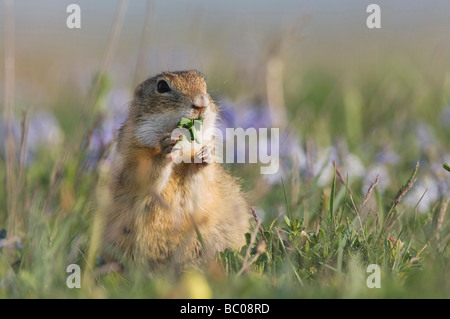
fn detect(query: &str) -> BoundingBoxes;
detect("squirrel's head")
[130,70,218,148]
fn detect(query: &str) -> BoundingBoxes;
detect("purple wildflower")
[87,88,130,168]
[1,111,63,164]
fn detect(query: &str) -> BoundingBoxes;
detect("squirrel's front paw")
[194,144,214,164]
[160,133,182,160]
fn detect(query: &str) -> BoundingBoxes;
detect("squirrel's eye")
[157,80,171,93]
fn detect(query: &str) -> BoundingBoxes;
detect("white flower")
[341,153,365,179]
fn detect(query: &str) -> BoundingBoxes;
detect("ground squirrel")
[102,70,250,270]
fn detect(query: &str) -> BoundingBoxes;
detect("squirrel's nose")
[192,94,210,110]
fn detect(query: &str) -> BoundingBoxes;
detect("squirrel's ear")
[134,84,144,98]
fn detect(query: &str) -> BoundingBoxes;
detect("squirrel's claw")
[194,144,214,164]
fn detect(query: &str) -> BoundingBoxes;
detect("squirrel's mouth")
[190,107,208,118]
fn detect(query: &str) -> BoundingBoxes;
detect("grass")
[1,61,449,299]
[1,2,450,299]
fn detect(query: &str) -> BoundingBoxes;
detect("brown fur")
[102,70,250,270]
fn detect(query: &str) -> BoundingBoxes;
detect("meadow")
[1,1,449,298]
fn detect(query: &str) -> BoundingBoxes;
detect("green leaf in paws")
[176,117,203,144]
[178,117,192,126]
[444,163,450,172]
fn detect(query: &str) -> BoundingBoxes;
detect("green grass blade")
[444,163,450,172]
[328,164,336,229]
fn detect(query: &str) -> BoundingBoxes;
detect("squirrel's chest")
[133,186,208,235]
[132,194,205,264]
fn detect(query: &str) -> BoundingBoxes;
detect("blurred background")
[2,0,449,204]
[0,0,450,298]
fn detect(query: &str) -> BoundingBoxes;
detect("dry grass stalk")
[3,0,19,239]
[85,0,129,114]
[361,174,380,209]
[435,198,449,245]
[237,218,262,276]
[333,162,365,236]
[392,162,419,209]
[251,206,267,242]
[134,0,154,84]
[334,162,353,197]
